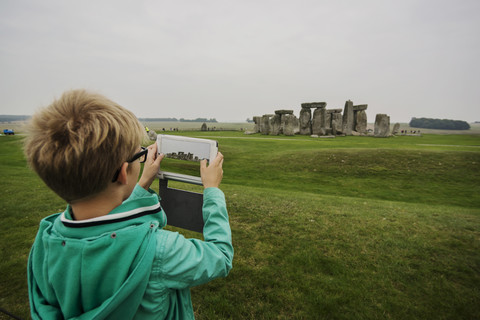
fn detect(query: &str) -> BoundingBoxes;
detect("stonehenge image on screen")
[252,100,391,137]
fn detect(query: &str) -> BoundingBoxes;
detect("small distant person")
[24,89,233,319]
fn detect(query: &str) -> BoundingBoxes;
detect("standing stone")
[147,129,157,141]
[270,114,282,135]
[325,109,342,135]
[300,103,324,135]
[325,109,339,129]
[326,109,341,130]
[299,107,312,135]
[293,115,300,134]
[392,123,400,135]
[273,110,294,135]
[280,110,293,134]
[355,111,367,134]
[342,100,354,135]
[201,123,208,131]
[312,103,327,135]
[325,112,332,129]
[260,114,274,135]
[331,113,343,135]
[253,116,262,133]
[283,114,297,136]
[374,114,390,137]
[353,105,368,134]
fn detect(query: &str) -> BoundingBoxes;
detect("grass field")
[1,130,479,319]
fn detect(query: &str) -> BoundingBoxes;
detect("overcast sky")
[1,0,479,122]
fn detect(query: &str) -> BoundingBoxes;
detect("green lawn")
[1,132,479,319]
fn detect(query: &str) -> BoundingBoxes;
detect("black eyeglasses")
[111,147,148,182]
[128,147,148,164]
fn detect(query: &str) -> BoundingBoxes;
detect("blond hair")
[24,89,145,202]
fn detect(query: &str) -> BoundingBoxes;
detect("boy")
[24,89,233,319]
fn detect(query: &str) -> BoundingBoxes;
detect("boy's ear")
[116,162,129,185]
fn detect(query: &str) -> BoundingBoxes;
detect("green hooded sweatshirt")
[28,185,233,319]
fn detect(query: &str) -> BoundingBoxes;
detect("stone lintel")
[263,114,275,117]
[301,102,327,109]
[353,104,368,111]
[274,109,294,115]
[326,108,343,114]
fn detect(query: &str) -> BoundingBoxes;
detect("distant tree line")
[409,117,470,130]
[179,118,217,123]
[0,115,31,122]
[139,117,217,123]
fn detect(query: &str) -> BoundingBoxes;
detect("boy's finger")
[200,159,207,170]
[213,152,224,166]
[144,144,157,161]
[156,153,164,164]
[150,142,157,152]
[147,143,157,156]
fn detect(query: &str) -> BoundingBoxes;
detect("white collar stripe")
[61,203,161,227]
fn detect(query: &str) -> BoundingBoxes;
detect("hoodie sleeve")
[153,187,233,289]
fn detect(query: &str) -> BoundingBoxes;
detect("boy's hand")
[139,143,164,190]
[200,152,224,189]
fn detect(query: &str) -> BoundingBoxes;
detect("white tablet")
[156,135,218,184]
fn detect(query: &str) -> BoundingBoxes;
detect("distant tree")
[409,117,470,130]
[179,118,217,123]
[0,115,31,122]
[138,117,218,123]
